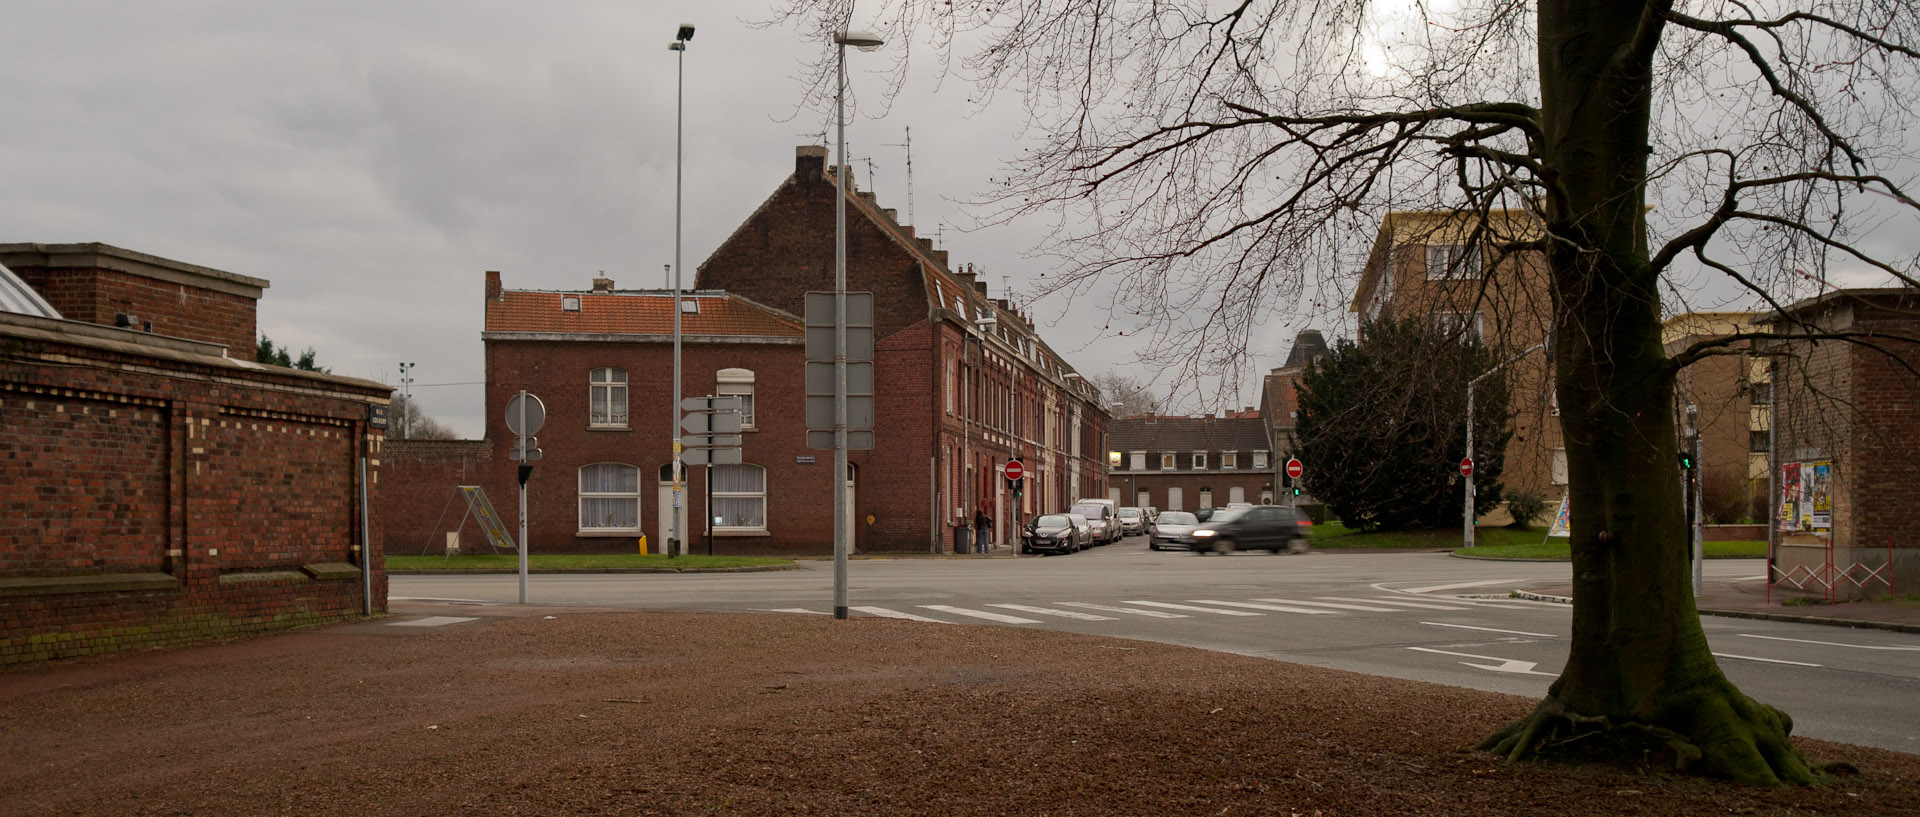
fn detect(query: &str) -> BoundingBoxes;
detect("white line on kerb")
[1739,634,1920,651]
[1401,579,1522,594]
[1420,621,1556,638]
[1714,652,1821,668]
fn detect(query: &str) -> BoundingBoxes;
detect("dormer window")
[562,296,581,312]
[680,298,699,314]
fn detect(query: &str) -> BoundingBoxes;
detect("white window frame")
[1252,451,1269,470]
[1222,451,1238,470]
[1192,451,1208,470]
[589,367,628,428]
[1160,453,1177,470]
[712,463,768,533]
[1129,451,1146,471]
[1425,243,1483,280]
[1552,448,1569,485]
[578,463,640,532]
[717,368,755,429]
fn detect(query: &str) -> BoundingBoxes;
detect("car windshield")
[1033,514,1071,528]
[1117,508,1142,518]
[1068,505,1104,517]
[1155,512,1197,525]
[1206,508,1246,523]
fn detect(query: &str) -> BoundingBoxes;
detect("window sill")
[586,425,631,432]
[577,529,643,537]
[713,528,770,537]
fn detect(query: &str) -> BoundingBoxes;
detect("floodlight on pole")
[833,27,884,618]
[668,23,694,558]
[397,361,416,438]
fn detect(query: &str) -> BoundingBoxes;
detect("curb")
[388,565,802,575]
[1512,590,1920,635]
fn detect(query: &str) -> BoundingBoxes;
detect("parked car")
[1147,510,1202,551]
[1115,506,1149,536]
[1069,501,1120,544]
[1193,507,1217,523]
[1021,513,1088,555]
[1189,505,1311,554]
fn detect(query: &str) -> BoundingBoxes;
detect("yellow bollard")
[638,534,649,555]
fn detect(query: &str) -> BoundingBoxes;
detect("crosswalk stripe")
[1191,600,1340,615]
[918,605,1044,624]
[1125,600,1263,616]
[764,608,829,615]
[1058,601,1189,618]
[989,604,1117,621]
[1250,598,1401,612]
[1316,596,1472,611]
[853,606,946,623]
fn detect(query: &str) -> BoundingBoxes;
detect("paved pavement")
[1521,575,1920,635]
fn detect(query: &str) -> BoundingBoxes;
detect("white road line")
[1420,621,1556,638]
[1401,579,1521,594]
[1191,600,1340,615]
[918,605,1043,624]
[1317,596,1472,611]
[763,608,829,615]
[390,597,493,604]
[853,606,946,623]
[1406,647,1555,676]
[1714,652,1822,668]
[389,616,480,627]
[1251,598,1402,612]
[1057,602,1189,619]
[989,604,1117,621]
[1125,601,1263,616]
[1739,634,1920,651]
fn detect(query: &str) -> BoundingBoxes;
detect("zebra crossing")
[760,593,1525,626]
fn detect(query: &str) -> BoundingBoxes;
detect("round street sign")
[505,391,546,436]
[1285,458,1304,479]
[1460,457,1475,477]
[1003,459,1025,480]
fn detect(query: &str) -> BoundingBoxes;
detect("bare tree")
[1085,371,1158,417]
[389,394,459,440]
[773,0,1920,784]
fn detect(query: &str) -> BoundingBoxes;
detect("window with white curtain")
[578,463,640,531]
[1252,451,1269,469]
[712,464,767,531]
[589,368,628,427]
[717,368,755,428]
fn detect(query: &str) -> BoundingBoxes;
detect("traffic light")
[1007,476,1022,497]
[1284,474,1301,497]
[1292,484,1302,497]
[1677,452,1695,470]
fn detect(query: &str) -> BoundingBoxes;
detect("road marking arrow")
[1406,647,1556,676]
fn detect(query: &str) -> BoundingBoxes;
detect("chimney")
[882,208,898,223]
[485,270,502,302]
[795,145,827,180]
[932,249,949,268]
[591,275,614,294]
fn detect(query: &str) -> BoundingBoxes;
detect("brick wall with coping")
[0,243,266,360]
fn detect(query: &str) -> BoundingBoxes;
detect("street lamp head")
[835,30,885,51]
[677,24,695,42]
[668,41,684,51]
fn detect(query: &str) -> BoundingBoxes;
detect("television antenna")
[884,126,916,226]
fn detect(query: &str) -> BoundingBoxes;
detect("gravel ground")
[3,610,1915,816]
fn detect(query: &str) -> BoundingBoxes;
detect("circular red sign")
[1285,458,1304,479]
[1004,460,1024,480]
[1460,457,1475,477]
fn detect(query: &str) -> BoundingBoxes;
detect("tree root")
[1478,689,1817,786]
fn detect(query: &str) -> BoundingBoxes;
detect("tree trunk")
[1478,0,1814,785]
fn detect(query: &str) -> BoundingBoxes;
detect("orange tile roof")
[487,291,802,337]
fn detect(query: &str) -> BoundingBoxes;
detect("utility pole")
[1463,340,1545,547]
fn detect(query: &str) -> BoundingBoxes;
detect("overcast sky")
[4,2,1911,438]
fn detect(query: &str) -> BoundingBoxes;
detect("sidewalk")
[1521,577,1920,634]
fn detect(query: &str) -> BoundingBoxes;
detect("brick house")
[1759,288,1920,597]
[1258,329,1329,498]
[1349,210,1563,512]
[1662,312,1769,523]
[1107,414,1277,512]
[1,243,390,665]
[384,147,1110,555]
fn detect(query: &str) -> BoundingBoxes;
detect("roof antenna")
[884,126,915,225]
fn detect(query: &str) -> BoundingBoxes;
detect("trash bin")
[954,525,971,554]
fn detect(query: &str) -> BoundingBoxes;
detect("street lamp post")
[669,23,694,558]
[1463,340,1546,548]
[833,28,884,619]
[397,361,415,438]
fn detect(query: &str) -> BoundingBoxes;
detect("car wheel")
[1289,538,1309,554]
[1211,539,1232,555]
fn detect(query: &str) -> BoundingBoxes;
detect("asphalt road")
[391,536,1920,755]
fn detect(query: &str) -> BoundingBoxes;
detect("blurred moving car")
[1147,510,1202,551]
[1189,505,1311,554]
[1021,513,1088,555]
[1069,501,1119,544]
[1115,506,1148,536]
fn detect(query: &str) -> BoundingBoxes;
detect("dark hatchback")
[1021,513,1086,555]
[1189,506,1312,554]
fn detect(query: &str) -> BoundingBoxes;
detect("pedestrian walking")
[973,507,992,554]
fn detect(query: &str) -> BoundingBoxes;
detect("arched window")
[716,368,755,428]
[711,463,766,531]
[579,463,640,531]
[590,368,628,427]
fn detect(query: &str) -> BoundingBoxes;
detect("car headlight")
[1192,529,1216,537]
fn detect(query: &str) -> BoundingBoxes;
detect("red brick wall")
[377,440,495,556]
[1,327,385,666]
[10,266,259,360]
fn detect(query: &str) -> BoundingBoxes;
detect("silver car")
[1147,510,1203,551]
[1116,506,1148,536]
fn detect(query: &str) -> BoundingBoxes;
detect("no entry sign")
[1003,459,1025,480]
[1460,457,1475,477]
[1285,458,1304,479]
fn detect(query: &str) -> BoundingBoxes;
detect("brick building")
[1258,329,1329,498]
[1760,288,1920,597]
[1,243,390,666]
[384,147,1110,555]
[1350,211,1563,511]
[1663,312,1768,523]
[1107,413,1277,512]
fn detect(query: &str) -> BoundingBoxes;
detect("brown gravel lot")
[3,609,1916,816]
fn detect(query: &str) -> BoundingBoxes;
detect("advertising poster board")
[1808,461,1833,531]
[1776,462,1802,532]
